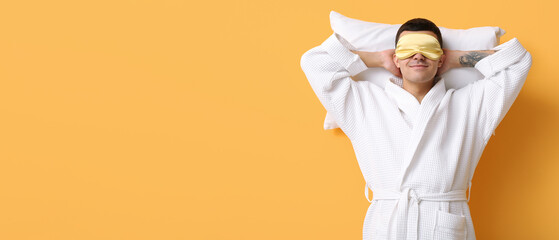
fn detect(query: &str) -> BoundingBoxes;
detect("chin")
[402,71,437,83]
[403,75,435,83]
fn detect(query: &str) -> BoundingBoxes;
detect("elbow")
[300,50,311,72]
[300,46,323,73]
[300,48,315,73]
[526,51,533,68]
[521,51,533,80]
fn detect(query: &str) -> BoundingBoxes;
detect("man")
[300,18,532,239]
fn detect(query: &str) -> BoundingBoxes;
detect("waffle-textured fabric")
[300,33,532,240]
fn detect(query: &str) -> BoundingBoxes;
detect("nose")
[412,53,425,60]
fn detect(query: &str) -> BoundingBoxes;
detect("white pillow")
[323,11,506,130]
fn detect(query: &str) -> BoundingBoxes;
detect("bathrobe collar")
[385,76,448,187]
[384,76,446,116]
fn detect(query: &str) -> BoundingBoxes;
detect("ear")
[393,54,400,68]
[438,54,446,67]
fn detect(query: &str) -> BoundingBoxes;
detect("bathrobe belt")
[367,187,468,240]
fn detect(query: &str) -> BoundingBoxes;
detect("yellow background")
[0,0,557,239]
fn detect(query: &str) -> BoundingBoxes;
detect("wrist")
[446,50,465,69]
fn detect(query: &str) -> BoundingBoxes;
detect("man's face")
[393,31,445,84]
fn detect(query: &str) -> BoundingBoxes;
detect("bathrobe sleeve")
[470,38,533,142]
[300,33,369,133]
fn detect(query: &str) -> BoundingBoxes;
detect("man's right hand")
[351,49,402,78]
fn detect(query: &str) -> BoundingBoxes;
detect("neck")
[402,78,435,103]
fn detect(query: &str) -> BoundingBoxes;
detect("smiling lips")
[410,64,428,68]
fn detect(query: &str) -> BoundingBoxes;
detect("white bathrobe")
[300,33,532,240]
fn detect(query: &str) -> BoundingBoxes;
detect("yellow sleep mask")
[395,33,443,60]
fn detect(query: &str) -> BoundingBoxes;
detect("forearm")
[351,49,401,77]
[446,50,497,69]
[459,50,497,67]
[350,50,384,68]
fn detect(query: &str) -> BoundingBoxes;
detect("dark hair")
[395,18,443,48]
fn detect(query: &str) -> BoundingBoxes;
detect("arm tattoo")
[459,51,490,67]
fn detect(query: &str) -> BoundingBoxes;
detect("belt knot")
[405,187,421,203]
